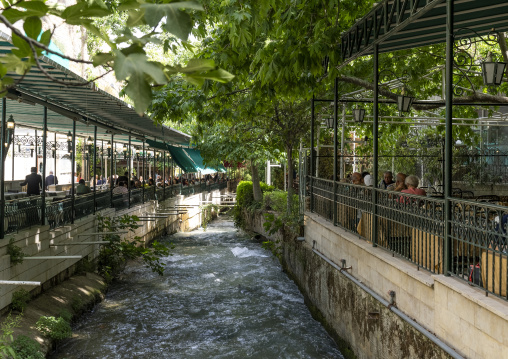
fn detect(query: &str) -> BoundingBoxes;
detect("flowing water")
[51,217,343,359]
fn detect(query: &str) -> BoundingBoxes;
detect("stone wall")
[0,189,223,312]
[246,211,508,359]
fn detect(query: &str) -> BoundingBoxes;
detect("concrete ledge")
[306,212,435,288]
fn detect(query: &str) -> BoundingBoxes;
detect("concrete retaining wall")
[0,189,224,312]
[246,211,508,359]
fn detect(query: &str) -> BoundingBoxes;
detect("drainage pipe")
[312,249,463,359]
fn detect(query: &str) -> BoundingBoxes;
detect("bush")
[7,238,25,266]
[262,190,300,235]
[11,289,31,312]
[35,316,71,340]
[11,335,45,359]
[236,181,275,208]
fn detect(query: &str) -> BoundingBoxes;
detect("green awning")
[167,145,198,173]
[146,139,168,152]
[183,148,217,175]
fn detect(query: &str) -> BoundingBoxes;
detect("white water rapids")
[50,217,343,358]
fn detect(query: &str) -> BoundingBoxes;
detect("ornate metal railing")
[130,188,143,206]
[308,176,508,300]
[5,196,43,234]
[4,180,228,235]
[74,193,94,220]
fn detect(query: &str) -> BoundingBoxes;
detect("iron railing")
[308,176,508,300]
[4,181,230,236]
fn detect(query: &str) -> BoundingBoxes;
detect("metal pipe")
[24,256,82,260]
[50,241,109,246]
[312,249,463,359]
[142,140,145,203]
[0,280,41,286]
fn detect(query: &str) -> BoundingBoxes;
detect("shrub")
[11,335,45,359]
[262,190,300,236]
[11,289,31,312]
[7,238,25,266]
[35,316,71,340]
[0,313,21,358]
[97,214,171,280]
[237,181,274,208]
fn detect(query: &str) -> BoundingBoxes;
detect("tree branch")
[0,14,94,65]
[206,87,251,100]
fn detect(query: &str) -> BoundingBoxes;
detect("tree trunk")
[250,160,262,202]
[286,145,294,216]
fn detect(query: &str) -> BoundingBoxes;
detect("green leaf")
[126,9,146,27]
[0,54,31,74]
[92,53,114,66]
[39,29,52,47]
[11,33,31,58]
[118,0,140,11]
[115,51,166,84]
[82,23,116,49]
[23,16,42,40]
[180,59,215,73]
[16,0,48,14]
[141,2,204,40]
[186,69,235,84]
[2,9,30,23]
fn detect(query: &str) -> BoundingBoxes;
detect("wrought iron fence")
[130,188,143,206]
[308,176,508,300]
[5,196,43,234]
[75,193,95,220]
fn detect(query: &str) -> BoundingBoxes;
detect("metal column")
[128,135,131,208]
[71,121,76,224]
[142,141,145,203]
[35,129,38,168]
[110,134,114,207]
[93,126,97,213]
[41,107,47,225]
[53,132,57,180]
[444,0,454,276]
[163,150,166,201]
[372,43,379,247]
[0,98,6,238]
[333,77,338,225]
[310,95,315,212]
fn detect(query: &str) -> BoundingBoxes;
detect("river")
[50,217,343,358]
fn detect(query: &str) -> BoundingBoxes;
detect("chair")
[452,188,463,198]
[475,195,500,203]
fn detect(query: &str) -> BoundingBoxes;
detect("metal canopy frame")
[308,0,508,302]
[340,0,508,67]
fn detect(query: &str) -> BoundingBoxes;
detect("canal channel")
[50,217,343,358]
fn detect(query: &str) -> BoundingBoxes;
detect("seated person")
[76,179,91,195]
[134,180,142,188]
[378,171,394,189]
[387,173,407,192]
[113,181,128,194]
[351,172,364,185]
[398,175,426,203]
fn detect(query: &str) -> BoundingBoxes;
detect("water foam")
[230,246,268,258]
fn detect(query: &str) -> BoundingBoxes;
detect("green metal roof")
[340,0,508,65]
[0,31,190,147]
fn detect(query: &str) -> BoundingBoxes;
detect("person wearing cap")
[20,167,42,196]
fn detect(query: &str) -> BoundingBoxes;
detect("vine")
[200,203,220,231]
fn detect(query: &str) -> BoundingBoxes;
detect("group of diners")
[345,171,427,197]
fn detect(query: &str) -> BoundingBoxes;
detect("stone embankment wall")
[0,189,224,312]
[246,211,508,359]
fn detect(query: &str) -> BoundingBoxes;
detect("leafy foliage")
[11,289,31,313]
[11,335,45,359]
[35,315,71,340]
[0,312,21,359]
[97,214,172,281]
[200,203,219,231]
[7,238,25,266]
[0,0,234,114]
[262,191,300,236]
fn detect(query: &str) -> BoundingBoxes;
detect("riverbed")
[50,217,343,358]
